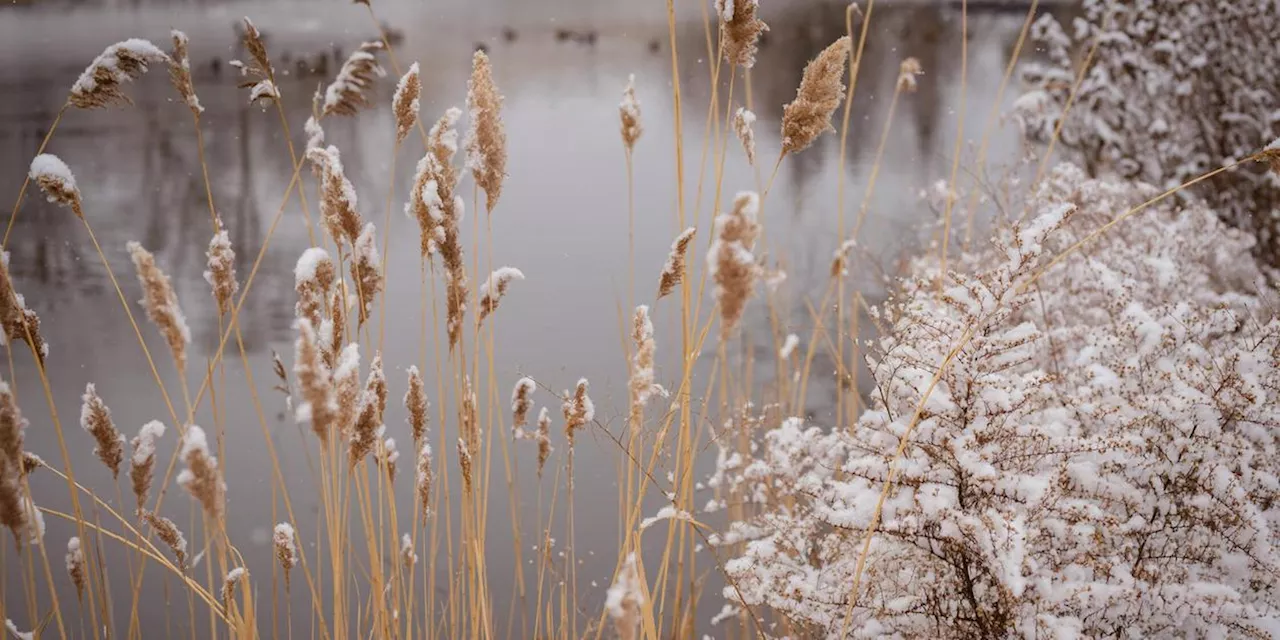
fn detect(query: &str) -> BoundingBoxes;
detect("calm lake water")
[1,0,1053,635]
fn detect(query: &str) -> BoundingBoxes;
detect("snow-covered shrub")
[712,164,1280,637]
[1016,0,1280,264]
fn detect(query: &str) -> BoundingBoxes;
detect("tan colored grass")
[657,227,697,300]
[393,62,421,144]
[168,30,202,115]
[465,50,507,212]
[307,145,366,247]
[476,266,524,327]
[70,39,169,109]
[733,108,757,165]
[897,57,923,92]
[404,365,429,447]
[322,41,386,118]
[716,0,768,68]
[127,241,191,372]
[350,223,385,326]
[0,379,29,541]
[176,425,224,521]
[79,383,125,478]
[129,420,164,512]
[535,407,552,477]
[0,246,48,361]
[29,153,84,218]
[781,36,851,155]
[66,536,87,599]
[203,222,238,316]
[139,509,188,570]
[620,74,643,150]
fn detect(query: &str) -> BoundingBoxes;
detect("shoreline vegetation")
[3,0,1279,638]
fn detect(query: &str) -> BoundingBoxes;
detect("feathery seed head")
[130,420,165,512]
[29,153,83,218]
[897,57,923,92]
[716,0,768,68]
[70,39,169,109]
[781,36,851,155]
[80,383,125,478]
[405,366,429,446]
[176,425,225,521]
[657,227,697,300]
[734,108,757,165]
[393,63,422,144]
[66,537,86,600]
[620,74,642,149]
[169,30,203,114]
[465,51,507,212]
[511,377,536,438]
[477,266,524,327]
[322,41,386,117]
[127,241,191,371]
[140,509,188,570]
[204,224,238,316]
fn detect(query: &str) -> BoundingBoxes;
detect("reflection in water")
[1,1,1042,634]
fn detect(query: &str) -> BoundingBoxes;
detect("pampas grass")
[79,383,125,478]
[393,63,421,144]
[707,192,761,338]
[0,249,48,361]
[322,41,386,118]
[535,407,552,477]
[176,424,225,521]
[333,343,362,439]
[715,0,768,69]
[350,223,385,325]
[465,50,507,212]
[308,145,366,246]
[404,366,429,446]
[129,420,164,512]
[221,567,247,609]
[295,318,338,443]
[476,266,524,327]
[29,153,83,218]
[273,523,298,587]
[295,247,336,329]
[511,377,536,439]
[127,241,191,372]
[781,36,851,155]
[415,442,432,517]
[204,223,238,316]
[562,378,594,447]
[139,509,188,570]
[168,30,202,115]
[657,227,697,300]
[70,39,169,109]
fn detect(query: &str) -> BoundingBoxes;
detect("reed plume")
[221,567,247,610]
[535,407,552,477]
[619,74,642,150]
[305,114,325,157]
[831,238,857,278]
[21,452,43,476]
[273,523,298,588]
[307,145,365,247]
[460,376,479,449]
[66,536,86,600]
[29,153,84,218]
[168,30,202,115]
[239,17,272,78]
[325,287,347,369]
[406,109,461,257]
[465,50,507,212]
[416,442,432,517]
[477,266,524,327]
[781,36,851,155]
[0,379,29,543]
[70,39,169,109]
[322,41,385,118]
[707,192,761,338]
[176,425,225,521]
[294,247,336,329]
[393,62,421,144]
[204,222,238,316]
[127,241,191,372]
[562,378,594,447]
[80,383,125,478]
[405,366,429,446]
[350,223,385,325]
[333,343,362,438]
[734,108,757,165]
[715,0,768,68]
[628,306,662,436]
[511,377,536,439]
[295,318,337,442]
[130,420,164,512]
[457,438,473,494]
[139,509,188,570]
[606,552,645,640]
[378,436,399,481]
[897,57,923,93]
[401,533,418,568]
[657,227,697,300]
[350,351,387,467]
[0,250,49,362]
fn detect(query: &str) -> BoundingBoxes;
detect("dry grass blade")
[127,241,191,372]
[535,407,552,477]
[781,36,851,155]
[70,39,169,109]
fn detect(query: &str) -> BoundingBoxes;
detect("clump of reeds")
[127,241,191,372]
[350,224,385,325]
[273,523,297,588]
[535,407,552,476]
[70,39,169,109]
[0,379,30,542]
[511,377,536,439]
[333,344,362,438]
[562,379,594,447]
[707,192,761,338]
[401,533,417,568]
[204,222,239,316]
[405,366,429,446]
[66,536,86,600]
[393,62,421,144]
[129,420,165,512]
[734,108,756,165]
[465,51,507,212]
[294,319,337,442]
[657,227,697,300]
[415,442,432,517]
[897,57,923,92]
[80,383,125,478]
[619,74,642,150]
[29,153,84,218]
[322,41,386,118]
[168,30,203,115]
[294,247,336,329]
[176,425,225,521]
[715,0,768,68]
[139,509,188,570]
[307,145,365,246]
[781,36,851,155]
[628,306,661,435]
[221,567,247,610]
[477,266,524,327]
[0,250,48,362]
[605,552,645,640]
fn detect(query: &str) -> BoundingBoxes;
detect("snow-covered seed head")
[781,36,850,155]
[897,57,923,93]
[221,567,247,610]
[628,306,660,435]
[168,30,203,115]
[349,223,384,326]
[511,377,536,438]
[80,383,125,478]
[619,74,642,150]
[204,223,239,316]
[130,420,165,512]
[294,318,337,443]
[535,407,553,477]
[70,39,170,109]
[605,552,645,640]
[0,380,28,542]
[29,154,83,218]
[306,145,365,247]
[127,242,191,372]
[465,50,507,212]
[716,0,768,69]
[401,533,418,568]
[66,536,86,600]
[393,62,421,144]
[416,442,433,518]
[457,437,474,494]
[562,378,594,446]
[477,266,524,327]
[733,108,757,166]
[273,523,298,587]
[139,509,188,570]
[294,247,336,328]
[707,193,761,338]
[175,425,225,521]
[322,41,385,118]
[657,227,697,300]
[405,366,429,446]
